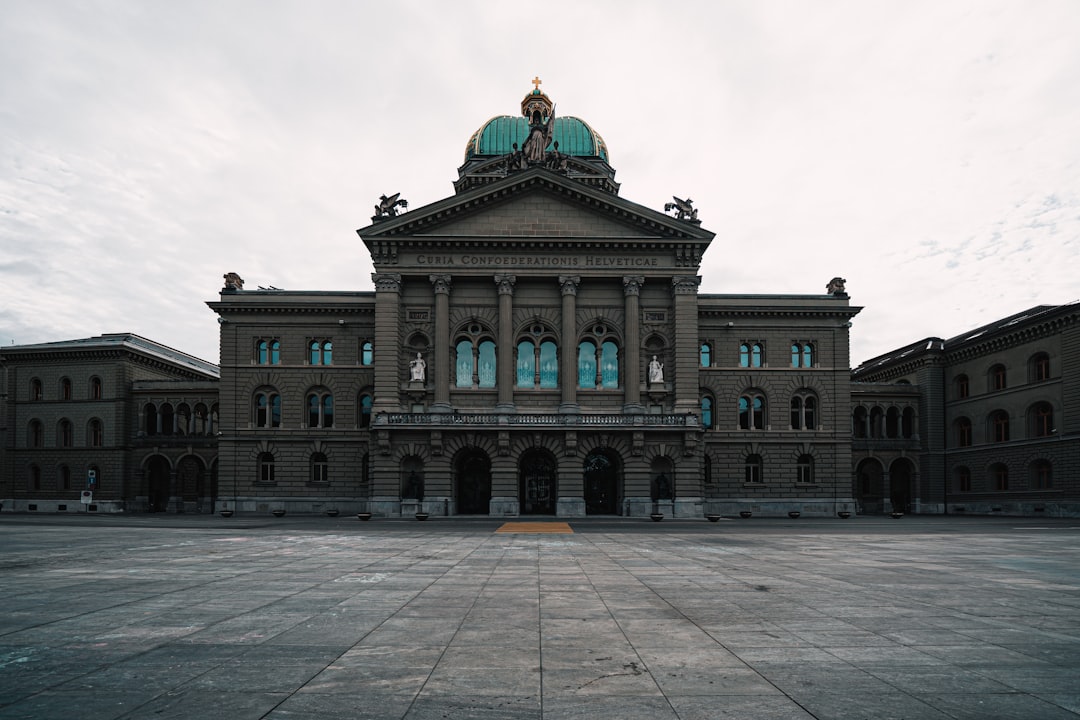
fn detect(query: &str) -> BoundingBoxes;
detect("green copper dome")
[464,115,609,162]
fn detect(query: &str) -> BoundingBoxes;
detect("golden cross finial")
[532,76,542,91]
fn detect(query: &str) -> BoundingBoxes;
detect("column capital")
[494,274,517,296]
[371,273,402,292]
[429,274,452,294]
[558,275,581,296]
[671,275,701,295]
[622,276,645,296]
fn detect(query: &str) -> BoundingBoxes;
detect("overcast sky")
[2,0,1078,368]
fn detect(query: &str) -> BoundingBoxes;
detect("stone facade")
[852,303,1080,517]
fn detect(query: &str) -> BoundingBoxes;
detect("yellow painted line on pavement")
[496,522,573,534]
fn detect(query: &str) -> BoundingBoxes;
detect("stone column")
[430,274,453,413]
[671,276,701,413]
[371,273,402,413]
[558,275,580,413]
[495,274,516,413]
[623,276,644,413]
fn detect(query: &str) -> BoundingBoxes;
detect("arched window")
[142,403,156,435]
[257,339,281,365]
[358,393,373,428]
[310,452,329,484]
[30,378,43,401]
[1030,459,1052,490]
[791,343,814,368]
[59,465,71,491]
[306,390,334,428]
[1030,402,1053,438]
[701,395,713,430]
[954,466,972,492]
[193,404,209,435]
[60,377,72,400]
[516,339,559,388]
[990,410,1009,443]
[600,341,618,388]
[578,341,597,388]
[29,464,41,491]
[991,463,1008,491]
[745,454,763,484]
[902,408,916,438]
[869,407,884,438]
[740,342,764,368]
[954,374,969,399]
[1029,352,1050,382]
[88,419,104,447]
[28,420,43,448]
[58,419,73,447]
[790,393,816,430]
[700,343,711,367]
[796,455,815,484]
[361,341,374,366]
[852,406,868,438]
[176,404,191,436]
[738,392,766,430]
[885,407,900,438]
[254,391,281,428]
[160,403,175,436]
[258,452,275,484]
[309,340,332,365]
[455,331,497,388]
[954,417,972,447]
[988,364,1006,392]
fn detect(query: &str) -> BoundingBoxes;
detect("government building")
[2,84,1076,517]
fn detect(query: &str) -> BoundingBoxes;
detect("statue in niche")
[403,471,424,501]
[648,355,664,384]
[653,473,673,501]
[409,352,426,382]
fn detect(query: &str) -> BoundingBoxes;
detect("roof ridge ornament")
[664,196,700,224]
[373,192,408,221]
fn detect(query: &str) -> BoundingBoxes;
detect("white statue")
[409,352,426,382]
[648,355,664,384]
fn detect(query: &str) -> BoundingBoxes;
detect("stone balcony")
[374,412,698,428]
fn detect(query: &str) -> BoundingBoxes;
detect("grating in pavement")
[495,521,574,534]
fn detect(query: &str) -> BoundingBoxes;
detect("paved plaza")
[1,514,1078,720]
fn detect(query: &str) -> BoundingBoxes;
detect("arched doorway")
[146,455,171,512]
[455,449,491,515]
[176,456,204,512]
[855,458,884,514]
[519,449,557,515]
[890,458,915,513]
[584,449,621,515]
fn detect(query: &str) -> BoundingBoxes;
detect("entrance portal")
[519,449,557,515]
[583,449,620,515]
[455,450,491,515]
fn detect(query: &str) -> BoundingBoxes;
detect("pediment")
[358,168,713,243]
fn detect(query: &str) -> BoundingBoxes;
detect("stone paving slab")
[0,515,1078,719]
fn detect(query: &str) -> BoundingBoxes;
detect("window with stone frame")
[361,340,374,366]
[954,417,972,447]
[740,342,764,368]
[1029,352,1050,382]
[58,419,73,447]
[744,454,763,484]
[28,420,44,448]
[455,325,497,388]
[1030,459,1052,489]
[306,389,334,428]
[90,376,103,399]
[790,392,817,430]
[988,364,1007,392]
[30,377,43,401]
[991,463,1009,491]
[990,410,1009,443]
[738,392,766,430]
[700,342,711,367]
[60,377,72,400]
[954,466,972,492]
[309,339,332,365]
[257,338,281,365]
[791,343,814,368]
[258,452,276,484]
[796,454,815,484]
[88,418,104,447]
[310,452,329,484]
[700,394,714,430]
[358,392,373,428]
[254,390,282,428]
[517,327,558,389]
[954,374,969,399]
[1030,402,1053,438]
[578,328,619,389]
